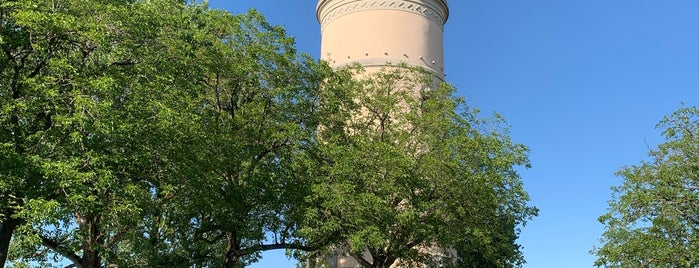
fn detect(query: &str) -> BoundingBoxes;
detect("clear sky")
[207,1,699,267]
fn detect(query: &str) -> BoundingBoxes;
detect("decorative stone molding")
[317,0,449,27]
[333,58,445,81]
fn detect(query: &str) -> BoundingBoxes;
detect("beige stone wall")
[317,0,448,80]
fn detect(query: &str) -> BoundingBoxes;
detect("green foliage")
[1,1,537,267]
[1,1,330,267]
[1,0,211,266]
[595,106,699,267]
[154,8,334,268]
[300,65,537,268]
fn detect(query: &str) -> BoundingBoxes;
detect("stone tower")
[317,0,449,81]
[316,1,450,267]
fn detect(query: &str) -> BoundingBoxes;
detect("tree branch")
[39,234,82,266]
[110,59,139,67]
[349,251,373,268]
[237,242,317,257]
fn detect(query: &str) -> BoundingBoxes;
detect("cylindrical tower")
[315,2,450,268]
[317,0,449,80]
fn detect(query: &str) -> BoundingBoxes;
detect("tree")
[299,66,538,268]
[153,9,336,268]
[2,0,338,267]
[0,0,209,267]
[0,0,83,264]
[595,106,699,267]
[1,1,536,267]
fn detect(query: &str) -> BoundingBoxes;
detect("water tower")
[316,1,450,267]
[317,0,449,80]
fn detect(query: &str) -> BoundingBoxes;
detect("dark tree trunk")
[355,253,397,268]
[222,232,240,268]
[371,256,389,268]
[77,214,102,268]
[378,256,397,268]
[0,217,21,268]
[222,254,239,268]
[82,243,101,268]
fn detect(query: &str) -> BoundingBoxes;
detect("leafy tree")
[595,106,699,267]
[0,0,84,264]
[1,1,536,267]
[0,0,208,267]
[153,9,338,268]
[1,0,339,267]
[300,66,538,268]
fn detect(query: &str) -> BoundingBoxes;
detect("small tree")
[595,106,699,267]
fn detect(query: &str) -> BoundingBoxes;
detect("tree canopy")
[299,66,537,268]
[0,1,333,267]
[595,106,699,267]
[0,1,536,267]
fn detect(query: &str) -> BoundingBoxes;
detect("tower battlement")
[317,0,449,80]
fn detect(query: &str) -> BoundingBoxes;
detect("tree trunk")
[372,256,387,268]
[222,232,240,268]
[365,255,397,268]
[0,217,21,268]
[77,214,102,268]
[222,253,239,268]
[380,257,397,268]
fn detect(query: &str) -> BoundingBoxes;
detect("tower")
[317,0,449,80]
[316,1,450,267]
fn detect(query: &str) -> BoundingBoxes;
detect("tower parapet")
[317,0,449,80]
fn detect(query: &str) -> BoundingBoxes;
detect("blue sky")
[208,1,699,267]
